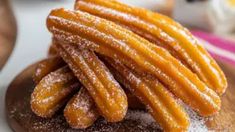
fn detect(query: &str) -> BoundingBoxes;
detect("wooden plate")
[5,61,235,132]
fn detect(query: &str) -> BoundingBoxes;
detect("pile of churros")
[30,0,227,131]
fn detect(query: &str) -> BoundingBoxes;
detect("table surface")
[0,0,234,131]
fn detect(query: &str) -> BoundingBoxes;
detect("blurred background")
[0,0,234,131]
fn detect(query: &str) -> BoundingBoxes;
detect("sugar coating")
[30,66,78,117]
[177,100,209,132]
[49,9,219,118]
[64,88,99,129]
[56,43,128,121]
[125,107,208,132]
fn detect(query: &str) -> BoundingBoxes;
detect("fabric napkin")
[192,30,235,65]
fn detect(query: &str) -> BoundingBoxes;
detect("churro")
[31,66,80,117]
[33,56,65,84]
[47,8,221,116]
[64,87,99,129]
[54,42,128,122]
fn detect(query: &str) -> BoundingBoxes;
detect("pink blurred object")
[192,30,235,65]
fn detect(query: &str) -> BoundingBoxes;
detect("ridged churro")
[64,87,99,129]
[33,56,65,84]
[54,42,128,122]
[47,8,221,116]
[101,56,190,131]
[74,0,227,95]
[31,66,80,118]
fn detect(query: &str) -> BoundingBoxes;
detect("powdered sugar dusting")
[123,107,208,132]
[30,66,78,117]
[125,110,159,127]
[179,100,208,132]
[186,106,208,132]
[57,43,128,121]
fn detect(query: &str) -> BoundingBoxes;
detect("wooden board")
[5,60,235,132]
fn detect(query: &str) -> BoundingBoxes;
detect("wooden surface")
[205,61,235,131]
[0,0,16,70]
[5,60,235,132]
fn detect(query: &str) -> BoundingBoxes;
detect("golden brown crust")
[74,0,227,95]
[64,87,99,129]
[34,54,144,109]
[54,42,128,122]
[47,8,221,117]
[31,66,80,118]
[32,55,150,129]
[101,56,189,131]
[33,56,65,84]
